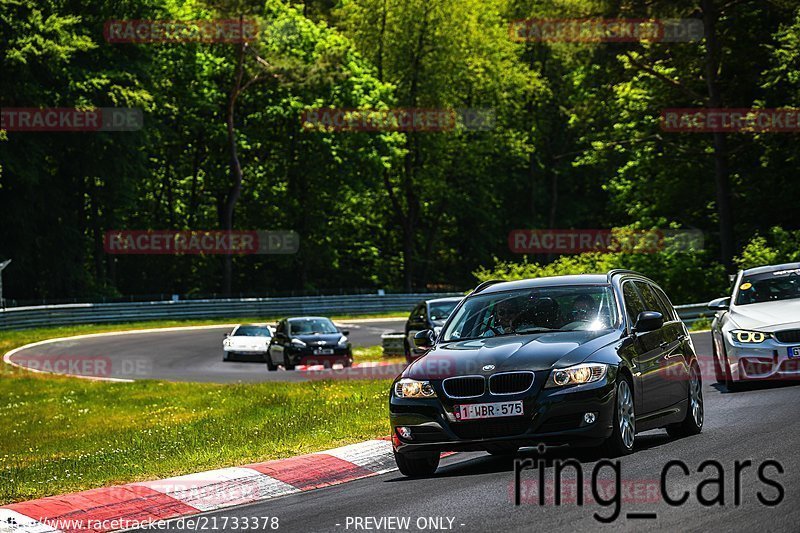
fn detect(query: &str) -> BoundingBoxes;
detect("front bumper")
[389,372,616,453]
[287,346,353,366]
[723,335,800,381]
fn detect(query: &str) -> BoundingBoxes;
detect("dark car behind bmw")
[389,270,704,476]
[267,317,352,371]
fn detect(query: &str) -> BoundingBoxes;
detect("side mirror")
[341,330,350,336]
[224,333,231,338]
[707,297,730,311]
[633,311,663,334]
[413,329,436,349]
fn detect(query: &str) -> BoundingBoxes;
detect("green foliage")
[735,228,800,270]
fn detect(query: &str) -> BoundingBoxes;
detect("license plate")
[454,401,523,421]
[788,347,800,359]
[313,348,334,355]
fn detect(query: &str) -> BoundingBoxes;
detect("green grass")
[690,316,712,331]
[0,323,396,505]
[353,345,405,364]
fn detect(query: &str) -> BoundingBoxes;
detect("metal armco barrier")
[0,295,713,331]
[0,293,463,331]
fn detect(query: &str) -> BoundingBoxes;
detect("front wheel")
[667,363,704,438]
[265,353,277,371]
[283,353,296,371]
[394,450,439,477]
[600,374,635,457]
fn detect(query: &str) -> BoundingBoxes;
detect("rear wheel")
[667,363,704,438]
[394,450,439,477]
[600,374,635,457]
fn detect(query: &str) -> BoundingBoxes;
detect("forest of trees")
[1,0,799,304]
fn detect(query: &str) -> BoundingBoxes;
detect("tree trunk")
[221,39,246,296]
[702,0,735,271]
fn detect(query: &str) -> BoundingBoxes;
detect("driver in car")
[483,298,520,336]
[569,294,597,322]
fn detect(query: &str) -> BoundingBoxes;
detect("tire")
[265,352,277,371]
[283,353,296,371]
[721,344,741,392]
[223,351,230,362]
[599,373,636,457]
[712,339,725,384]
[394,450,439,477]
[667,362,704,438]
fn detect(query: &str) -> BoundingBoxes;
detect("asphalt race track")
[132,331,800,533]
[7,319,407,383]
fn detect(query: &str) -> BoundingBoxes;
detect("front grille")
[450,418,531,440]
[442,376,485,398]
[489,372,534,394]
[775,329,800,343]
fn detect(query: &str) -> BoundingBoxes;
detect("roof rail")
[471,279,503,294]
[606,269,643,281]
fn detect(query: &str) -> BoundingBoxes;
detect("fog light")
[584,412,597,425]
[397,426,412,440]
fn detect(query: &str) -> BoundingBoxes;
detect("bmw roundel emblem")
[482,364,495,371]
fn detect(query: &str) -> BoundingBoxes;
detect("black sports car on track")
[389,270,703,476]
[267,317,352,370]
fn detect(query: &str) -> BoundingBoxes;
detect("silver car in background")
[709,262,800,390]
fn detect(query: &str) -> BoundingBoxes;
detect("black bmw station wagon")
[389,270,703,476]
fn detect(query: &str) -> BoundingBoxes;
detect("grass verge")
[0,323,395,505]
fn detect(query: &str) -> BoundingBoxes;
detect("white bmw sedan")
[222,324,273,362]
[709,262,800,390]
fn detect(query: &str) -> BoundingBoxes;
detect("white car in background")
[709,262,800,390]
[222,324,274,362]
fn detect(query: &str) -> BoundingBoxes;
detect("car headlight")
[545,363,608,388]
[223,339,231,347]
[338,335,349,345]
[291,338,307,347]
[394,378,437,398]
[730,330,770,343]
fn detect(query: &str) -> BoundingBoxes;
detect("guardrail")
[0,294,713,332]
[0,293,463,331]
[674,302,713,327]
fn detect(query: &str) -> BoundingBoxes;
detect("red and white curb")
[0,439,398,533]
[295,361,400,372]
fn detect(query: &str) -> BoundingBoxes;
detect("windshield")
[735,268,800,305]
[441,285,619,341]
[429,301,459,323]
[232,326,271,337]
[289,318,339,335]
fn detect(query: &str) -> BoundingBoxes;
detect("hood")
[228,336,270,348]
[404,330,619,380]
[729,299,800,331]
[295,333,345,346]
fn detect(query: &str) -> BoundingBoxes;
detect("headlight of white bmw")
[394,378,437,398]
[730,330,770,344]
[545,363,608,388]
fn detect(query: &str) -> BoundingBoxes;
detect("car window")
[622,281,646,325]
[650,284,678,322]
[288,318,338,335]
[428,301,457,322]
[735,268,800,305]
[635,281,670,319]
[233,325,271,337]
[409,304,424,321]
